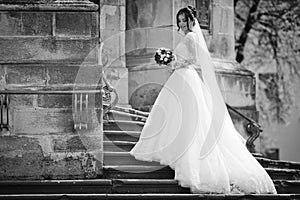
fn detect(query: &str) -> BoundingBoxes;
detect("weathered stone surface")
[37,95,72,108]
[9,95,34,107]
[47,65,79,85]
[210,0,235,60]
[0,11,52,36]
[12,107,102,134]
[100,4,120,31]
[47,64,101,85]
[0,38,97,63]
[0,135,102,179]
[101,29,125,68]
[0,136,44,179]
[0,0,98,11]
[6,65,47,85]
[56,12,98,37]
[128,64,255,110]
[43,157,84,179]
[0,65,5,89]
[53,135,102,152]
[216,72,255,107]
[13,108,74,134]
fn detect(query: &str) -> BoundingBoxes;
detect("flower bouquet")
[154,48,175,66]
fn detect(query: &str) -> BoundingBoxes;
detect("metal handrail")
[226,103,262,153]
[0,89,102,95]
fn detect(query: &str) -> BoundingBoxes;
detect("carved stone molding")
[0,0,98,11]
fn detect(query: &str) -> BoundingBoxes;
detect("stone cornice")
[0,0,98,11]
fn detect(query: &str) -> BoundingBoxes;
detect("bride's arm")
[172,33,196,70]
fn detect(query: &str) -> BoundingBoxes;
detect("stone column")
[100,0,129,107]
[126,0,175,110]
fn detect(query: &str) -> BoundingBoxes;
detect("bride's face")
[178,14,190,35]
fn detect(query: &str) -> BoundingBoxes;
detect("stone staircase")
[1,106,300,199]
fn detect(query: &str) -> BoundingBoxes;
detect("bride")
[129,6,277,194]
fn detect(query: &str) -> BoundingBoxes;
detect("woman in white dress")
[129,6,277,194]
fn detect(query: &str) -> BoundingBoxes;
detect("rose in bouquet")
[154,48,175,66]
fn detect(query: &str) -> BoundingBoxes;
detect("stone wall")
[0,1,103,179]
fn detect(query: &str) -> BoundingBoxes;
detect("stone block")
[152,0,173,27]
[55,12,98,37]
[9,95,34,107]
[47,65,79,85]
[37,95,72,108]
[120,5,125,31]
[101,29,124,68]
[43,157,84,179]
[37,93,102,109]
[128,64,171,110]
[6,65,47,85]
[100,4,120,30]
[215,34,235,59]
[13,108,74,134]
[0,11,52,36]
[0,65,5,89]
[47,64,101,85]
[53,135,102,152]
[147,27,174,51]
[0,136,44,179]
[0,135,103,180]
[125,28,147,56]
[216,72,255,107]
[0,37,97,63]
[12,107,102,134]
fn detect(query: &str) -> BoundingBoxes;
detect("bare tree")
[234,0,300,125]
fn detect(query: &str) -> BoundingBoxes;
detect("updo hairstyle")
[176,6,197,32]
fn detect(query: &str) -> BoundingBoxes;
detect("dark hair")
[176,6,197,32]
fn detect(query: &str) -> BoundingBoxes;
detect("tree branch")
[235,0,261,63]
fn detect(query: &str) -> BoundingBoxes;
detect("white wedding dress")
[129,21,277,194]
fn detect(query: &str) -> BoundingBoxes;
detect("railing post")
[0,94,9,131]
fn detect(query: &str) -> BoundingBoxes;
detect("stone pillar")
[208,0,258,142]
[0,0,103,179]
[100,0,129,107]
[126,0,175,110]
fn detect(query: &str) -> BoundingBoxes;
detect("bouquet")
[154,48,174,66]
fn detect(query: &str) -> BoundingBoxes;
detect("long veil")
[192,19,227,159]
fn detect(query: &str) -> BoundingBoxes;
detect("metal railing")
[226,104,262,153]
[0,84,118,131]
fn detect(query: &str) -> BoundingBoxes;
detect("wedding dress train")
[129,20,277,194]
[130,65,276,194]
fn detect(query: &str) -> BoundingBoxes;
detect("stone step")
[103,120,144,132]
[105,110,147,122]
[103,141,136,152]
[257,157,300,170]
[0,180,112,194]
[2,194,299,200]
[103,152,160,166]
[103,165,174,179]
[104,130,140,142]
[266,168,300,180]
[275,180,300,194]
[106,104,149,118]
[102,165,300,181]
[0,179,299,195]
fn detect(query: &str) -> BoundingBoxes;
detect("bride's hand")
[166,62,175,73]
